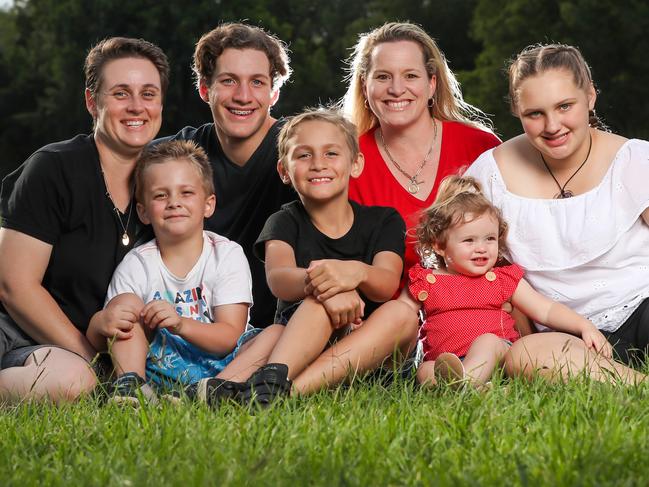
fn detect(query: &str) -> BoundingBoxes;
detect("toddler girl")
[400,175,611,388]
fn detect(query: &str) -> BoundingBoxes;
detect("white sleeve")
[105,251,149,305]
[205,242,253,309]
[464,149,501,204]
[617,139,649,212]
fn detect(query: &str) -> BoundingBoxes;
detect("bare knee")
[26,348,97,403]
[505,333,588,381]
[106,292,145,311]
[381,300,419,344]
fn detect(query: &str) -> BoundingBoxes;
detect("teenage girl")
[467,43,649,383]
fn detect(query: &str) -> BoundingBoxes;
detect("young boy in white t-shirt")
[87,140,254,404]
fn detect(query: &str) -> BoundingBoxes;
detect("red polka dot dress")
[408,263,525,361]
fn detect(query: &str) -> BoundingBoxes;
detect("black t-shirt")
[0,134,152,334]
[254,200,406,321]
[164,121,296,328]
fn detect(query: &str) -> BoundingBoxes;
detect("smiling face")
[137,159,215,244]
[363,40,436,130]
[199,48,277,144]
[278,120,363,205]
[435,212,499,277]
[86,57,163,158]
[515,68,595,164]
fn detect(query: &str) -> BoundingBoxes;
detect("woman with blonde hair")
[344,21,500,277]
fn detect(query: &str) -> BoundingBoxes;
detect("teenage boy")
[166,23,294,329]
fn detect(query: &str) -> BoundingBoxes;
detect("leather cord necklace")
[540,133,592,199]
[379,120,438,194]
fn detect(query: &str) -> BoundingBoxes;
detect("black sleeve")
[371,208,406,261]
[0,150,68,244]
[253,207,299,262]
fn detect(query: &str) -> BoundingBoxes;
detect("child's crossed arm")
[305,251,403,302]
[264,240,402,328]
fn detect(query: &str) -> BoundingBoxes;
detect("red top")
[349,121,500,282]
[408,263,524,360]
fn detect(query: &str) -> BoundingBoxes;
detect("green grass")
[1,376,648,486]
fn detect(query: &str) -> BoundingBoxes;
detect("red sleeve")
[407,264,429,299]
[496,264,525,300]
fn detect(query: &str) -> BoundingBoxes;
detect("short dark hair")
[135,140,215,203]
[193,22,291,90]
[84,37,170,98]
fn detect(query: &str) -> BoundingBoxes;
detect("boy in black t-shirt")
[193,109,419,406]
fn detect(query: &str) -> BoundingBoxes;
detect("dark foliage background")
[1,0,648,177]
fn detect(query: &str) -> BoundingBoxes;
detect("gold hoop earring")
[364,98,369,109]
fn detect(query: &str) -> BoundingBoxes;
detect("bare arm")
[264,240,307,301]
[511,278,611,356]
[141,300,248,355]
[511,307,535,336]
[396,287,422,314]
[642,207,649,226]
[0,228,96,361]
[306,250,403,302]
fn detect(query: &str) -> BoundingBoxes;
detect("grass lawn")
[1,376,648,486]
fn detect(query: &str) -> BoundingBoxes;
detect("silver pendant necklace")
[379,120,438,194]
[100,168,134,246]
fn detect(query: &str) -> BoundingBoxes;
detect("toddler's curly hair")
[415,175,508,268]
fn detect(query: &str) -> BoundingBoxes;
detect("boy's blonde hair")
[416,175,508,268]
[135,140,215,203]
[277,108,360,165]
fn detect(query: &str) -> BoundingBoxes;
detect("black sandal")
[189,377,247,407]
[239,363,292,407]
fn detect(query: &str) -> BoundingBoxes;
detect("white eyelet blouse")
[466,139,649,332]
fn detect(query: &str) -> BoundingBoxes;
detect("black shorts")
[276,301,303,325]
[1,320,111,378]
[602,298,649,368]
[0,319,39,368]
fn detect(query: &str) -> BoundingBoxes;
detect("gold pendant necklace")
[100,168,133,247]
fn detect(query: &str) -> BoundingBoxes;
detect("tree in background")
[1,0,648,177]
[465,0,649,139]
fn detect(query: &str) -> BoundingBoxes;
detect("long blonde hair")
[342,22,492,135]
[416,175,508,269]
